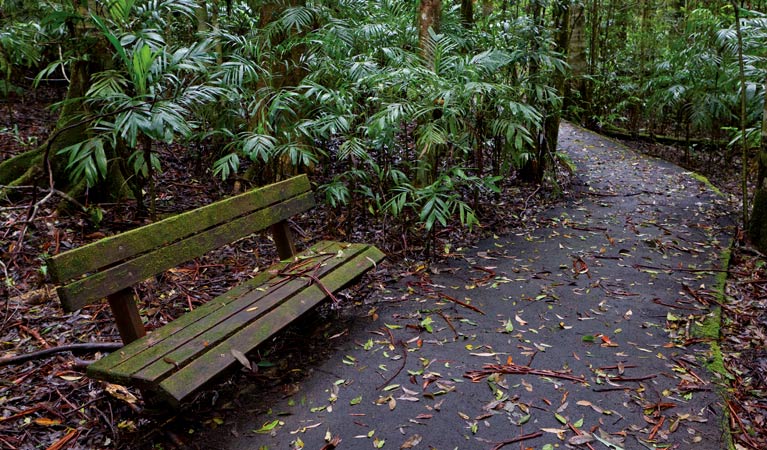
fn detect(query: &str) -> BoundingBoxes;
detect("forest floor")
[1,89,765,450]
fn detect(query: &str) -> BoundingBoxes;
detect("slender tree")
[750,74,767,252]
[731,1,750,227]
[460,0,473,27]
[419,0,442,63]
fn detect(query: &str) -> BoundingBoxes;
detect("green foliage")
[3,0,569,253]
[0,15,44,99]
[581,2,765,153]
[198,0,558,250]
[54,0,219,188]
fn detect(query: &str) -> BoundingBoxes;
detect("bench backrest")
[48,175,315,312]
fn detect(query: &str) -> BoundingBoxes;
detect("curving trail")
[197,123,736,450]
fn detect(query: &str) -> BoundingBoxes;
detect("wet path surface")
[197,123,735,449]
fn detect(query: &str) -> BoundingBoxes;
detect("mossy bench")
[47,175,384,405]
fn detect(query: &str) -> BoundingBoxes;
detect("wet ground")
[190,123,735,450]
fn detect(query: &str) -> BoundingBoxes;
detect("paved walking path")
[198,123,735,449]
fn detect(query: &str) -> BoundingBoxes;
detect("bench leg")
[270,220,297,260]
[107,288,146,344]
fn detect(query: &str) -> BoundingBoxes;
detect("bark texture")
[419,0,442,62]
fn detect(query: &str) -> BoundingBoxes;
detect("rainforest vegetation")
[3,1,767,448]
[2,0,765,251]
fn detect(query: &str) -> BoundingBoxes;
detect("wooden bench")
[47,175,384,405]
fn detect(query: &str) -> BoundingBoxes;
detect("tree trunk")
[566,3,587,122]
[481,0,493,18]
[196,1,209,32]
[585,0,599,127]
[460,0,473,28]
[246,0,307,184]
[0,60,132,204]
[419,0,442,63]
[731,0,749,227]
[416,0,442,187]
[519,0,545,183]
[520,1,571,184]
[748,79,767,251]
[543,1,570,182]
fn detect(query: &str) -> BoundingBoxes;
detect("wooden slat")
[57,193,314,311]
[86,241,345,383]
[130,244,371,384]
[158,245,384,403]
[48,175,312,283]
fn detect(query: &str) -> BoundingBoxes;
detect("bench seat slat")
[88,241,354,383]
[58,193,315,311]
[48,176,312,283]
[158,244,384,403]
[131,243,371,384]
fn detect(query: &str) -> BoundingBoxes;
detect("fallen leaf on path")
[105,383,138,405]
[568,433,595,445]
[33,417,62,426]
[320,435,342,450]
[400,434,422,448]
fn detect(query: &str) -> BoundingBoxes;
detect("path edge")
[692,239,735,450]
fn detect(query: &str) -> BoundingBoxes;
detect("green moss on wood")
[158,244,384,402]
[88,242,384,399]
[49,175,313,283]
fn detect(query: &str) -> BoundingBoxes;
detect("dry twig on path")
[464,363,587,384]
[490,431,543,450]
[437,292,485,315]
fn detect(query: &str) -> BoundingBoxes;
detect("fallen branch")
[652,297,702,311]
[46,428,79,450]
[0,405,42,423]
[682,284,710,306]
[319,435,342,450]
[648,416,665,440]
[470,265,496,285]
[0,342,122,366]
[568,224,608,232]
[465,363,587,384]
[438,292,485,315]
[633,263,746,276]
[436,310,457,337]
[610,374,657,382]
[568,422,597,450]
[491,431,543,450]
[377,340,407,390]
[726,399,761,450]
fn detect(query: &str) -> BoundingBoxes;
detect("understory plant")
[207,1,552,252]
[3,0,567,255]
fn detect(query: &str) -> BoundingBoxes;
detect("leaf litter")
[1,111,754,450]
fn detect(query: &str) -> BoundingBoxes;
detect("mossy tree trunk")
[0,58,133,206]
[419,0,442,63]
[238,0,307,187]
